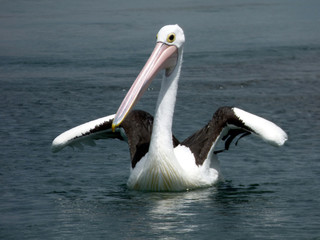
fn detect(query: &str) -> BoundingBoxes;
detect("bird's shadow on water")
[213,180,275,204]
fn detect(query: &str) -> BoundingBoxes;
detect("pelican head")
[156,24,185,49]
[112,24,185,131]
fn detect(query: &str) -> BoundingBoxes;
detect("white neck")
[148,49,183,156]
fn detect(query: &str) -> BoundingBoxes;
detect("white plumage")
[233,108,287,146]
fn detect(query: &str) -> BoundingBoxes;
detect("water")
[1,0,320,239]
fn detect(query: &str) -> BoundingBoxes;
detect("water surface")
[1,0,320,239]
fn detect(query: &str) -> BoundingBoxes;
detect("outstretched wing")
[52,110,179,168]
[182,106,288,166]
[52,114,118,153]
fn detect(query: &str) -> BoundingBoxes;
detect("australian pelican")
[52,25,288,191]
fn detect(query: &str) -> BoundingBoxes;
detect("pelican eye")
[166,33,176,43]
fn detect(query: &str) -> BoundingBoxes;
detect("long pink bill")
[112,42,178,131]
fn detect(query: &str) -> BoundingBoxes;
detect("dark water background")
[1,0,320,239]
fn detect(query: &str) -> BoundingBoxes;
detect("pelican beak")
[112,42,178,131]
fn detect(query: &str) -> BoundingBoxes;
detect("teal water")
[1,0,320,239]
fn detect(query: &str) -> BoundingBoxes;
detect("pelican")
[52,25,288,191]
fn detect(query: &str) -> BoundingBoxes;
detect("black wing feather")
[182,106,252,165]
[121,110,179,168]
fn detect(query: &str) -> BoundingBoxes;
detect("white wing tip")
[233,107,288,147]
[51,134,68,153]
[268,130,288,147]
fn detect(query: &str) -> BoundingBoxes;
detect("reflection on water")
[143,181,274,237]
[40,177,301,239]
[147,189,213,235]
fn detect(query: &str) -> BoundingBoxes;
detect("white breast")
[127,144,219,191]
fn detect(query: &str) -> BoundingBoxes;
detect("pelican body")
[52,25,287,191]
